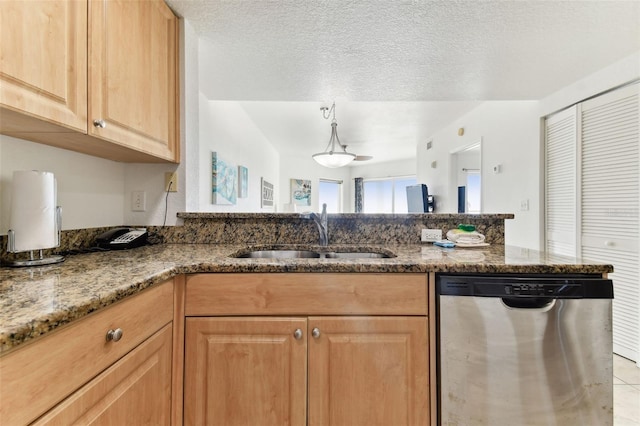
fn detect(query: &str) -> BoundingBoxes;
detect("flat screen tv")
[406,184,429,213]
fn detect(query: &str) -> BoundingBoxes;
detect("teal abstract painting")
[291,179,311,206]
[212,152,237,205]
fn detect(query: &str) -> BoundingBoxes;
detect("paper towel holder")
[6,206,64,267]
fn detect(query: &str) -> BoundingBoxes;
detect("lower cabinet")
[185,316,428,426]
[184,317,307,426]
[183,273,430,426]
[308,316,428,426]
[0,280,174,425]
[34,324,173,425]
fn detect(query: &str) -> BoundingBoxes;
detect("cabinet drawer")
[186,273,427,316]
[33,324,173,426]
[0,279,173,426]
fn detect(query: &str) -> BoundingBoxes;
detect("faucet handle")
[321,203,327,214]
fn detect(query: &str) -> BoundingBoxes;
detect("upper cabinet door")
[0,0,87,132]
[89,0,179,162]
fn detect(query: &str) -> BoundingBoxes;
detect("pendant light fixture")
[312,102,356,168]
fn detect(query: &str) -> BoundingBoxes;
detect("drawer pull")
[93,119,106,128]
[106,328,123,342]
[312,327,321,339]
[293,329,303,340]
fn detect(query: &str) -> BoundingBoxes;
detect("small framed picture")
[261,178,274,207]
[290,179,311,206]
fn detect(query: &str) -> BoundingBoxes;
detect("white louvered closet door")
[580,83,639,362]
[545,106,578,257]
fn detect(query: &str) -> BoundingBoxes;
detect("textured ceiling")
[166,0,640,164]
[168,0,639,101]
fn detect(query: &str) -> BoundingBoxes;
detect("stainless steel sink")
[231,247,395,259]
[323,252,392,259]
[233,250,321,258]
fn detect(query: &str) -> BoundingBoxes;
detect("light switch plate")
[132,191,146,211]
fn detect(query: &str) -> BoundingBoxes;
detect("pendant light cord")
[320,102,347,153]
[321,102,336,120]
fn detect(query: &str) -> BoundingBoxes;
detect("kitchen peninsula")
[0,213,613,426]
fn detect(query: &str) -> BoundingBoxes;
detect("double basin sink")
[231,246,395,259]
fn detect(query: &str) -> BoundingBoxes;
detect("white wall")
[199,99,280,212]
[0,135,125,231]
[539,51,640,117]
[417,101,540,249]
[349,158,415,180]
[182,19,201,213]
[123,163,182,226]
[0,132,186,230]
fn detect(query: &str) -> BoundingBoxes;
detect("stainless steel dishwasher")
[437,274,614,426]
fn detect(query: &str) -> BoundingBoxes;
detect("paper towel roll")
[9,170,59,252]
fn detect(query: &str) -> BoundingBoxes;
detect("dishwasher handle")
[502,297,556,310]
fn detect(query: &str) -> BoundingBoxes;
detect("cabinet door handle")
[93,119,106,128]
[106,328,123,342]
[312,328,321,339]
[293,329,303,340]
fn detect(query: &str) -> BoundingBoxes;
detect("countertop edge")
[0,243,613,355]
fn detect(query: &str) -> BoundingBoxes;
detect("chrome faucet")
[304,203,328,246]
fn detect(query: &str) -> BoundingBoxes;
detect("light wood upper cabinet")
[0,0,179,163]
[0,1,88,132]
[89,0,178,162]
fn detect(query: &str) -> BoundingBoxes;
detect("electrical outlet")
[132,191,146,212]
[421,229,442,242]
[165,172,178,192]
[520,199,529,211]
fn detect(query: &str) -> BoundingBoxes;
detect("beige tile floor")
[614,354,640,426]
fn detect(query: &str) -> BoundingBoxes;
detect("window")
[318,179,342,213]
[363,176,417,213]
[465,172,481,213]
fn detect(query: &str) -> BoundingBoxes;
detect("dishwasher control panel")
[438,274,613,299]
[504,283,568,296]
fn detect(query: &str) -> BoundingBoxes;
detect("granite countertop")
[0,243,613,354]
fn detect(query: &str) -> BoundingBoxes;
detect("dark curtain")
[354,177,364,213]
